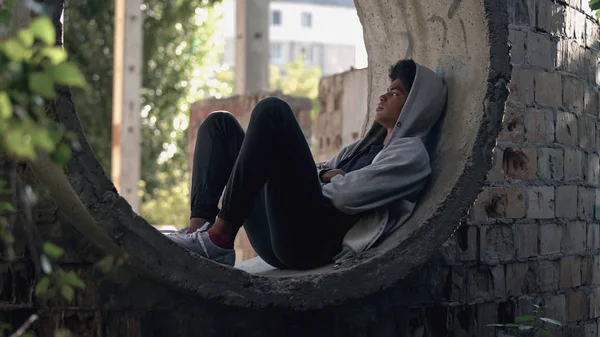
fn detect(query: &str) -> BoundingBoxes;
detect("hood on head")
[362,63,448,149]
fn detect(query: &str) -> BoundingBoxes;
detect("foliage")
[64,0,232,207]
[590,0,600,19]
[269,53,322,101]
[487,305,562,337]
[139,170,190,226]
[0,4,88,335]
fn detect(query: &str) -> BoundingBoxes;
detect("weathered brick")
[498,106,525,142]
[563,221,587,253]
[585,322,598,337]
[557,39,569,71]
[582,256,592,285]
[568,290,586,322]
[560,256,582,289]
[556,185,578,218]
[565,325,585,337]
[586,18,600,50]
[568,42,585,76]
[565,7,586,44]
[556,112,578,146]
[506,262,539,296]
[590,287,600,319]
[487,187,525,219]
[545,294,567,326]
[457,225,478,261]
[502,147,537,180]
[527,186,555,219]
[536,0,565,36]
[509,68,534,103]
[593,255,600,284]
[587,48,599,84]
[480,225,515,264]
[515,223,539,258]
[539,260,560,292]
[597,122,600,150]
[563,76,585,112]
[527,31,554,69]
[535,71,563,107]
[540,223,563,254]
[564,149,583,180]
[509,29,526,65]
[525,108,555,143]
[467,265,506,302]
[587,153,599,185]
[587,223,600,250]
[578,187,595,220]
[487,148,505,182]
[507,0,536,26]
[578,115,595,149]
[584,85,599,116]
[538,147,564,180]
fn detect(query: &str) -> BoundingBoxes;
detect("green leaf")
[30,16,55,46]
[539,328,554,336]
[60,284,74,302]
[0,9,11,25]
[46,62,86,87]
[539,317,562,326]
[18,29,34,47]
[485,324,507,327]
[21,332,35,337]
[40,46,67,65]
[42,242,65,258]
[64,270,86,289]
[0,91,12,119]
[31,129,56,152]
[515,315,535,323]
[590,0,600,10]
[29,72,56,99]
[518,325,535,331]
[0,202,14,212]
[2,39,32,61]
[51,142,72,166]
[34,276,51,296]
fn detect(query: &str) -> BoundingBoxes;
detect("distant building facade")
[313,67,368,162]
[221,0,367,77]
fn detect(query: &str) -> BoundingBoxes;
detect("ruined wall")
[414,0,600,334]
[313,67,368,163]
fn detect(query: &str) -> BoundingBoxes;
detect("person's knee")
[199,111,241,133]
[251,97,294,123]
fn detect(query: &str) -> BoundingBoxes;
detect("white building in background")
[221,0,368,77]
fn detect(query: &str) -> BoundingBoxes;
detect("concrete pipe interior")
[31,0,511,310]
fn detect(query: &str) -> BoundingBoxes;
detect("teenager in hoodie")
[168,59,448,269]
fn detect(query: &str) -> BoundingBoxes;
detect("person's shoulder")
[388,137,426,150]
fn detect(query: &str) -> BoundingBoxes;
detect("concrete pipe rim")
[46,0,511,310]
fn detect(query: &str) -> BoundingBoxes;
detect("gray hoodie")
[317,63,448,262]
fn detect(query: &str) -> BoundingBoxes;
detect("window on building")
[301,46,313,63]
[271,10,281,26]
[270,43,283,62]
[301,12,312,28]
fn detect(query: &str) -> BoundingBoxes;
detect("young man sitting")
[168,59,448,269]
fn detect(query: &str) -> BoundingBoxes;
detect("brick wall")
[188,92,313,262]
[401,0,600,335]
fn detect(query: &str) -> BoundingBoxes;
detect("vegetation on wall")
[0,3,90,335]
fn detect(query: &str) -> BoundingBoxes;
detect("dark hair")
[388,59,417,92]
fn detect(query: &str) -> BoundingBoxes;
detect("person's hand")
[321,169,346,183]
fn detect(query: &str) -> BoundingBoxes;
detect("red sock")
[208,228,234,249]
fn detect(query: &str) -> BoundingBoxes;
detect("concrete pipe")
[28,0,510,310]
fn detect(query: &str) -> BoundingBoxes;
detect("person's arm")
[321,138,430,215]
[316,140,360,183]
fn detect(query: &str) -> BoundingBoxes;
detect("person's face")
[375,79,409,128]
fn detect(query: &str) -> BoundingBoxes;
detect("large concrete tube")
[28,0,510,310]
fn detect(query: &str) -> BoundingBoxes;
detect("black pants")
[190,97,358,269]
